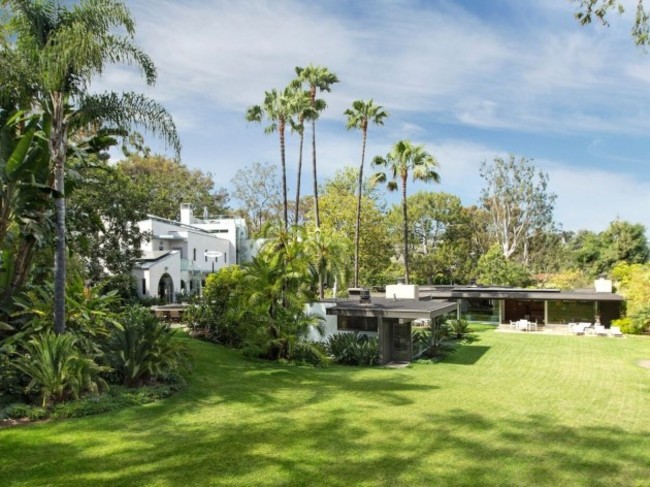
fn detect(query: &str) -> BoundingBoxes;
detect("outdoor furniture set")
[509,319,538,332]
[568,322,623,337]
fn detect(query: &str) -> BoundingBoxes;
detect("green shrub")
[101,307,191,387]
[0,402,47,421]
[413,320,457,361]
[447,319,473,340]
[184,304,218,341]
[12,331,107,407]
[326,332,379,366]
[292,341,329,367]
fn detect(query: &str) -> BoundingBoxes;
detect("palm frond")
[77,92,181,158]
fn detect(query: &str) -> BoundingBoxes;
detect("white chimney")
[180,203,193,225]
[385,284,419,300]
[594,277,612,293]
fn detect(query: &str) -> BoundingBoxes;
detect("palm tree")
[295,64,339,228]
[344,99,389,288]
[246,87,296,231]
[288,88,321,225]
[6,0,181,334]
[372,140,440,284]
[305,226,350,300]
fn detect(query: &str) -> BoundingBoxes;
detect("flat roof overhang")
[423,290,624,302]
[325,298,457,320]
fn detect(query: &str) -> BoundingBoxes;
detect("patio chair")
[594,325,607,336]
[572,323,587,335]
[579,322,593,335]
[609,326,623,337]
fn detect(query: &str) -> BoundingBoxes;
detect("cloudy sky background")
[93,0,650,233]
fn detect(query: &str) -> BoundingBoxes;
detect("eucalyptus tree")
[5,0,180,334]
[295,64,339,228]
[246,86,296,230]
[344,99,388,287]
[573,0,650,45]
[479,155,556,263]
[372,140,440,284]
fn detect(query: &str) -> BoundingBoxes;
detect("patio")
[496,321,625,337]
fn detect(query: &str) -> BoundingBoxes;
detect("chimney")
[594,277,612,293]
[180,203,193,225]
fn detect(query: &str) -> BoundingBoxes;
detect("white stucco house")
[132,204,254,302]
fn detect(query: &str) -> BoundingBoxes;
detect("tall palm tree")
[372,140,440,284]
[246,87,295,231]
[287,87,321,225]
[6,0,181,334]
[295,64,339,228]
[344,99,388,288]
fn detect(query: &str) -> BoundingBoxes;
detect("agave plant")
[13,331,107,407]
[412,319,456,360]
[325,332,379,366]
[101,307,190,387]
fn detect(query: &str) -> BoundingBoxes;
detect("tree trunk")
[6,237,37,300]
[402,176,409,284]
[294,127,304,225]
[311,118,319,228]
[279,120,288,231]
[51,92,67,335]
[354,126,367,288]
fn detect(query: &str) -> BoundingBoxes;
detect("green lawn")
[1,329,649,487]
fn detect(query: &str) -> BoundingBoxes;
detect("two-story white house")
[132,204,250,302]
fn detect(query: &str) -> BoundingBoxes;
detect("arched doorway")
[158,273,174,303]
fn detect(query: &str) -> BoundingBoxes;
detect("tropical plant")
[5,0,180,334]
[240,305,325,362]
[101,306,190,387]
[288,88,321,223]
[295,64,339,228]
[10,277,121,348]
[412,319,456,360]
[344,99,388,287]
[372,140,440,284]
[0,109,54,305]
[446,319,473,340]
[185,265,246,346]
[12,331,107,407]
[246,87,297,230]
[305,226,350,299]
[325,332,379,366]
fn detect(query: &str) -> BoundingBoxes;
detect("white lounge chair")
[609,326,623,337]
[594,325,607,336]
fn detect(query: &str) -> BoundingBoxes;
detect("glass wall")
[547,300,595,324]
[459,299,501,323]
[337,315,379,332]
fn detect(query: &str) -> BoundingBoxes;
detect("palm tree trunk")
[279,120,288,231]
[402,175,409,285]
[311,118,320,228]
[354,127,367,288]
[6,237,37,300]
[294,129,304,225]
[51,92,67,335]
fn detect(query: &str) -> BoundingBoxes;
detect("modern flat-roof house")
[321,279,624,365]
[132,204,252,302]
[324,285,457,364]
[421,278,623,327]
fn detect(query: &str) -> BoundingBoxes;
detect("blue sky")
[94,0,650,233]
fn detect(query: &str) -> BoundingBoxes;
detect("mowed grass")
[1,329,649,487]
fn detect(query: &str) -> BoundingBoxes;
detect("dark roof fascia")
[425,290,624,302]
[325,300,456,319]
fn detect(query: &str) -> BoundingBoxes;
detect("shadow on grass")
[1,337,648,486]
[443,345,491,365]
